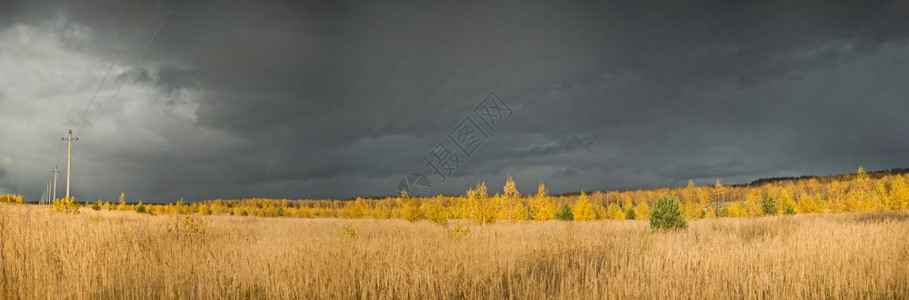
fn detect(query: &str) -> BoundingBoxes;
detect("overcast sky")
[1,0,909,202]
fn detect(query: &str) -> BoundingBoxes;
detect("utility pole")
[41,181,50,202]
[52,166,58,204]
[62,129,78,200]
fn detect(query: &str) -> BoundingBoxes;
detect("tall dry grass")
[1,203,907,299]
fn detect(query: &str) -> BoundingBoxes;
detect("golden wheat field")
[1,203,908,299]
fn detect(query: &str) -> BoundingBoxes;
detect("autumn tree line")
[0,194,24,204]
[23,167,907,223]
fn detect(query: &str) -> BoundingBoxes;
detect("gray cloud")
[1,0,909,202]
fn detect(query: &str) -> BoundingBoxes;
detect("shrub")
[52,196,81,214]
[761,192,777,215]
[650,196,687,229]
[625,207,637,220]
[165,215,209,242]
[402,198,423,222]
[725,201,747,217]
[341,225,358,239]
[556,203,574,221]
[783,205,796,215]
[197,204,211,215]
[449,224,470,239]
[703,207,718,218]
[421,199,448,225]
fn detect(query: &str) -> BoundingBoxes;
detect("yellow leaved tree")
[421,195,448,225]
[116,192,130,211]
[682,180,703,218]
[605,203,625,220]
[725,201,747,217]
[0,194,24,203]
[400,190,423,223]
[633,201,650,220]
[572,191,596,221]
[467,182,495,225]
[889,176,909,210]
[530,183,555,221]
[500,176,525,222]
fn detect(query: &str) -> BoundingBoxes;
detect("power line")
[77,0,149,126]
[38,139,66,203]
[38,0,158,203]
[65,1,177,203]
[87,0,178,122]
[37,1,179,203]
[141,1,178,63]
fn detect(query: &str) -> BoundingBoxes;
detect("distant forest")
[743,168,909,187]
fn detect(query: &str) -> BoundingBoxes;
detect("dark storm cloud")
[2,0,909,201]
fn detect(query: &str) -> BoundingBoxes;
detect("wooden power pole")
[62,129,78,200]
[51,167,59,203]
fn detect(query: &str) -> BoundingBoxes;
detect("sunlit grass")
[1,203,907,298]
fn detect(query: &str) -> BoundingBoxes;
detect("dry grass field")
[1,203,908,299]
